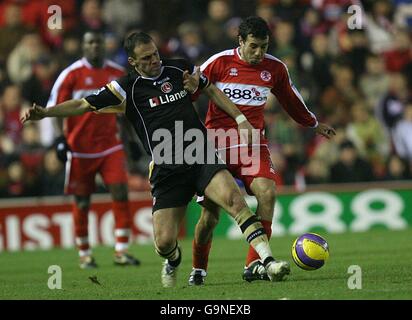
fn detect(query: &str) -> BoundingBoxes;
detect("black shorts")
[150,162,226,213]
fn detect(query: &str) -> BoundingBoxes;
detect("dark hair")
[238,16,270,41]
[339,140,356,150]
[123,32,153,58]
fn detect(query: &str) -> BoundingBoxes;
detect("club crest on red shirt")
[260,70,271,81]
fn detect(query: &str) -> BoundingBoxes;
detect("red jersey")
[201,48,318,146]
[47,58,125,157]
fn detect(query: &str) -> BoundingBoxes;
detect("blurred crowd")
[0,0,411,197]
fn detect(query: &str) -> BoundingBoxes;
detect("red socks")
[73,204,90,255]
[112,200,132,253]
[192,240,212,271]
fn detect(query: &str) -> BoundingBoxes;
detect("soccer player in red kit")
[189,16,335,285]
[47,31,140,269]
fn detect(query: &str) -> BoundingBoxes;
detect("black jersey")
[84,59,211,174]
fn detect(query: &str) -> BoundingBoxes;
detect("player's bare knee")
[155,236,176,255]
[255,185,276,204]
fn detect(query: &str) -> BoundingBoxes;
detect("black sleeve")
[85,76,127,112]
[198,72,210,90]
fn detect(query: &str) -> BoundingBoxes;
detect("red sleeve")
[271,63,318,128]
[47,70,75,106]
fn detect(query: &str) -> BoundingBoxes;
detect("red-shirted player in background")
[189,16,335,285]
[46,31,140,269]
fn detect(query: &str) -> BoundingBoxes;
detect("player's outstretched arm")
[21,99,93,124]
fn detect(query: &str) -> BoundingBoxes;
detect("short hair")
[82,30,103,43]
[123,32,153,58]
[238,16,270,41]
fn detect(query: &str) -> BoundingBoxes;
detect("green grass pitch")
[0,229,411,300]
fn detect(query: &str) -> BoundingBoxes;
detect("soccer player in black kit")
[21,32,291,287]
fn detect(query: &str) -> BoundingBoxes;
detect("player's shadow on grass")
[288,275,347,282]
[198,273,349,287]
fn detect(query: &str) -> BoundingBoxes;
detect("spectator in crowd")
[40,148,65,196]
[17,123,44,195]
[343,30,370,84]
[308,33,333,92]
[382,28,412,72]
[202,0,232,52]
[304,156,330,185]
[311,0,353,29]
[392,103,412,163]
[320,63,360,126]
[168,22,210,63]
[0,3,33,65]
[22,54,59,106]
[393,0,412,29]
[365,0,396,54]
[7,32,46,84]
[330,140,375,183]
[55,33,82,68]
[359,53,390,111]
[377,72,409,132]
[75,0,111,36]
[102,0,144,38]
[256,2,277,31]
[272,20,296,61]
[1,84,29,145]
[297,7,328,53]
[5,160,38,197]
[104,32,128,67]
[383,153,411,181]
[311,125,349,168]
[346,101,390,171]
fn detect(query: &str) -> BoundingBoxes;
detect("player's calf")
[234,208,272,261]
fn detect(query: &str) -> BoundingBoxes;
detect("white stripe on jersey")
[41,60,84,146]
[110,80,127,100]
[46,59,84,107]
[200,49,235,72]
[71,144,123,158]
[47,59,124,107]
[72,89,102,100]
[215,82,270,107]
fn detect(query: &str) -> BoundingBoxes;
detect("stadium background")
[0,0,411,252]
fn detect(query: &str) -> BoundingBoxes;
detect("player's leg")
[101,150,140,266]
[150,168,196,287]
[67,156,98,269]
[202,168,290,281]
[73,195,97,269]
[243,177,276,281]
[189,199,220,285]
[107,183,140,266]
[152,206,186,288]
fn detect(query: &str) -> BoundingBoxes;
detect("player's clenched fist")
[21,103,46,124]
[183,67,200,94]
